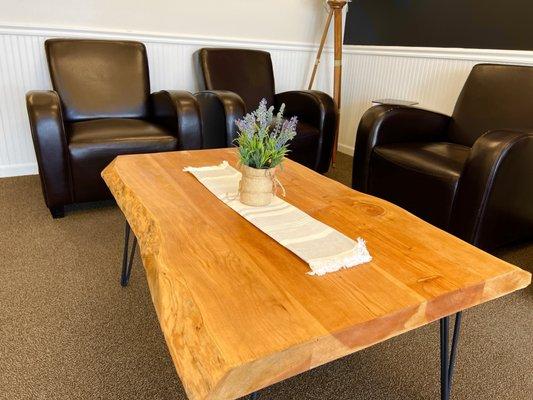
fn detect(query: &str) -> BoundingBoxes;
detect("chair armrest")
[274,90,338,173]
[26,90,71,209]
[353,105,451,192]
[151,90,202,150]
[194,90,245,148]
[450,130,533,249]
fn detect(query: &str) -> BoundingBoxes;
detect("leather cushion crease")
[370,142,470,228]
[67,119,178,202]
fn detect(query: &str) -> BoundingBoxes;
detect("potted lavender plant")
[235,99,298,206]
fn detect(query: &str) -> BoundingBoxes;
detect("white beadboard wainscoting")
[0,25,334,177]
[2,25,533,177]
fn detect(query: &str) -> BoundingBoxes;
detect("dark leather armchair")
[353,64,533,250]
[194,48,338,173]
[27,39,202,218]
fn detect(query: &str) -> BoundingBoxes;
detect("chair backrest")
[45,39,150,121]
[195,48,276,111]
[449,63,533,146]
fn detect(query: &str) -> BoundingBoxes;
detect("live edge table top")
[102,148,530,400]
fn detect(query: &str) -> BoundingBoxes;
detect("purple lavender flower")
[270,103,285,138]
[253,99,274,129]
[234,98,298,168]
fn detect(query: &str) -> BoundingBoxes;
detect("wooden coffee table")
[102,148,530,400]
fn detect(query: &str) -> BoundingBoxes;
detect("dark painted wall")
[344,0,533,50]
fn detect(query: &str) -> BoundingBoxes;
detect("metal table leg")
[247,392,259,400]
[121,221,137,287]
[440,312,463,400]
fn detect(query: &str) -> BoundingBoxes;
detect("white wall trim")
[344,45,533,64]
[0,163,38,178]
[0,23,329,53]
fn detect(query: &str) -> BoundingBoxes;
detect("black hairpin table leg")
[121,221,137,287]
[440,312,463,400]
[247,392,259,400]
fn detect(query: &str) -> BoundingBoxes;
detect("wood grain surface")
[102,148,531,400]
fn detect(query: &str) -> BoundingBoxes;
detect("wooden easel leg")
[330,1,346,166]
[308,8,334,91]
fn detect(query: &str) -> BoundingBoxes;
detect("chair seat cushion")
[288,121,320,169]
[67,118,178,202]
[369,142,470,228]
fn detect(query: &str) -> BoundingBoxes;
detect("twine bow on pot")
[268,168,286,198]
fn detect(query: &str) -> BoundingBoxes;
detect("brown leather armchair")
[353,64,533,250]
[27,39,202,218]
[194,48,338,173]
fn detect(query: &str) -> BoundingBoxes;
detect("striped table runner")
[184,161,372,276]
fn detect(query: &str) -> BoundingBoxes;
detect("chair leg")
[50,206,65,219]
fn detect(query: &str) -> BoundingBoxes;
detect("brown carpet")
[1,152,531,400]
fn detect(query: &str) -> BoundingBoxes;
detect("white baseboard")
[0,163,38,178]
[337,143,354,156]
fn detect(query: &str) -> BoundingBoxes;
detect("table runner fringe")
[308,238,372,276]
